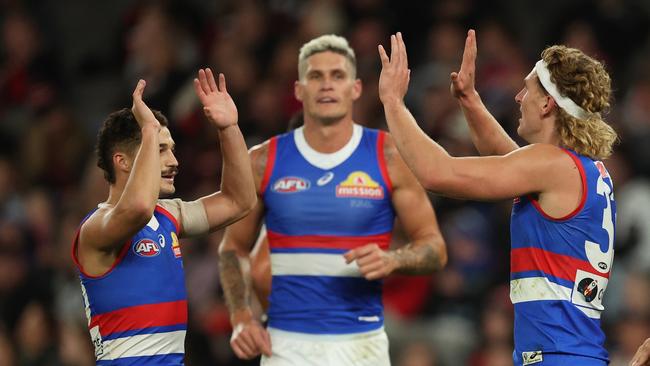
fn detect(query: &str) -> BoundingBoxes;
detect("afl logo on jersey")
[133,239,161,257]
[272,177,310,193]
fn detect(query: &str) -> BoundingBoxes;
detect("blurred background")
[1,0,650,365]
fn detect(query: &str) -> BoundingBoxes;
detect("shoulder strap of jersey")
[375,129,393,194]
[260,136,279,195]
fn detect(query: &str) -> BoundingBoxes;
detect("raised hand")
[194,68,238,129]
[450,29,477,99]
[378,32,410,105]
[344,243,397,280]
[131,79,161,130]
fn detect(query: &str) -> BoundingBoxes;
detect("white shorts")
[261,327,390,366]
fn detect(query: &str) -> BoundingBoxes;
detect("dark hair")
[95,108,168,183]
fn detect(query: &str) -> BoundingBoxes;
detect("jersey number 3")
[571,172,615,312]
[585,174,615,274]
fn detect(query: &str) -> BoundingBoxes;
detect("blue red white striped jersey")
[72,205,187,365]
[510,149,615,364]
[261,125,395,334]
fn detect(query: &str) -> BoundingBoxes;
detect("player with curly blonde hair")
[541,45,617,160]
[378,30,617,365]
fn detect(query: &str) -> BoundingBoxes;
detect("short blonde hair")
[541,45,617,160]
[298,34,357,80]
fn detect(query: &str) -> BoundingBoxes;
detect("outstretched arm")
[450,29,518,156]
[378,33,569,202]
[194,68,257,231]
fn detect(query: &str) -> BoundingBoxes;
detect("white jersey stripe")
[510,277,571,303]
[575,305,602,319]
[510,277,601,319]
[271,253,361,277]
[97,330,185,361]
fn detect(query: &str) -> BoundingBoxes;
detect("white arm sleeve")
[158,198,210,237]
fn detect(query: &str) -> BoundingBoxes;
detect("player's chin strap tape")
[534,59,589,120]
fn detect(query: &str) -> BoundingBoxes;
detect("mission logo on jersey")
[272,176,310,193]
[171,232,182,258]
[336,171,384,199]
[133,238,161,257]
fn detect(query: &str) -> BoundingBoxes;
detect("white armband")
[158,198,210,237]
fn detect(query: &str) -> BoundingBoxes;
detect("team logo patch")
[171,232,182,258]
[133,239,161,257]
[577,277,598,302]
[272,177,310,193]
[336,171,384,200]
[522,350,543,365]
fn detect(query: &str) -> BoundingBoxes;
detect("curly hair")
[540,45,617,160]
[95,108,168,184]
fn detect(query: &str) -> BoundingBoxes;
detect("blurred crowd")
[1,0,650,365]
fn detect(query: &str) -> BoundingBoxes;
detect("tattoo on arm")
[391,240,443,275]
[219,250,250,313]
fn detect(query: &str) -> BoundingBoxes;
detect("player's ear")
[351,79,362,101]
[114,152,131,173]
[294,80,304,102]
[541,95,556,118]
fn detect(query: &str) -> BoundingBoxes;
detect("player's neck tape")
[534,60,589,120]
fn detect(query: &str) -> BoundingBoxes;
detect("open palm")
[131,79,161,130]
[450,29,477,99]
[378,32,410,105]
[194,68,238,129]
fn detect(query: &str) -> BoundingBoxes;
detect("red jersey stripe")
[376,131,393,194]
[155,205,180,233]
[511,247,609,281]
[528,149,588,221]
[267,230,392,250]
[89,300,188,337]
[260,137,278,194]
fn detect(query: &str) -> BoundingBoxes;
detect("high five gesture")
[194,68,239,129]
[450,29,477,100]
[378,32,410,105]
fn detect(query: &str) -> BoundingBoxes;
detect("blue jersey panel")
[267,276,384,334]
[510,149,614,362]
[264,128,394,237]
[81,210,187,315]
[262,127,395,335]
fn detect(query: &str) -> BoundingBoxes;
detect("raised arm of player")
[79,80,162,253]
[450,30,519,156]
[193,68,257,231]
[378,33,580,211]
[218,143,272,360]
[343,135,447,280]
